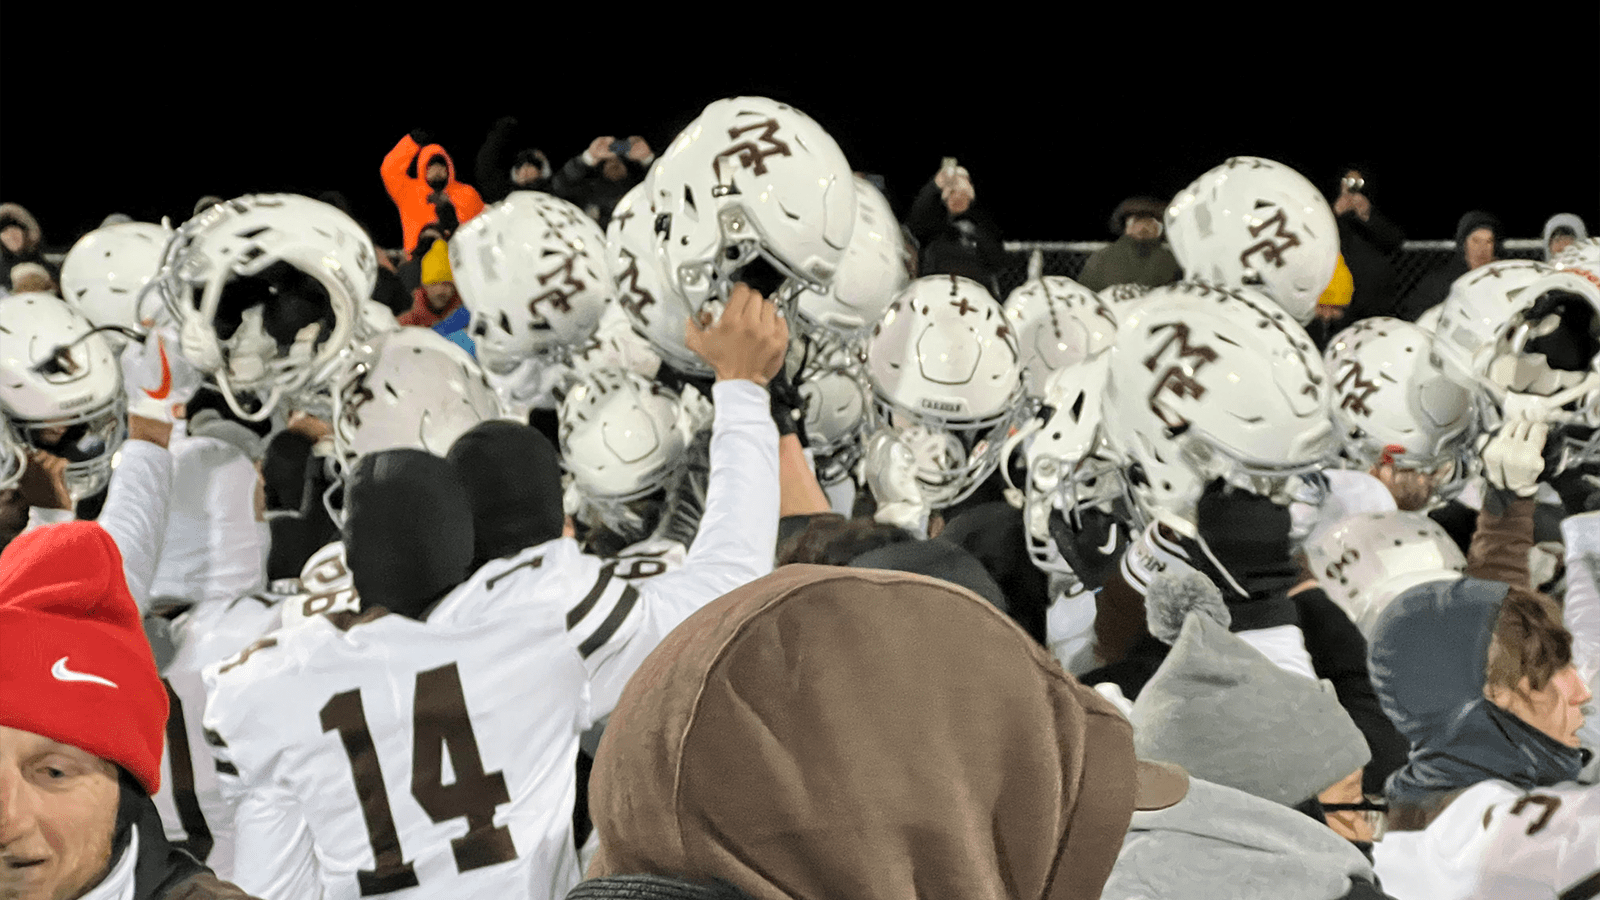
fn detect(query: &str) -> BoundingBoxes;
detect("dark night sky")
[5,11,1597,253]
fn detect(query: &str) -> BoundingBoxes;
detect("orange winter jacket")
[380,135,486,256]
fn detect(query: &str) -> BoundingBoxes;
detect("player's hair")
[778,516,915,567]
[1485,585,1573,699]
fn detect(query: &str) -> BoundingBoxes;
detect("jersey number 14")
[320,662,518,895]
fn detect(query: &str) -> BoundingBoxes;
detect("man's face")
[512,163,541,186]
[425,162,449,186]
[0,725,120,900]
[1126,215,1161,242]
[0,226,25,254]
[601,158,628,182]
[1551,234,1575,257]
[1465,227,1497,269]
[1495,664,1592,748]
[423,282,458,311]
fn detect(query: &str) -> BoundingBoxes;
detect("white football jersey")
[1373,779,1600,900]
[202,379,778,900]
[154,589,288,880]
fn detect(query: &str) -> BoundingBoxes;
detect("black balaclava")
[446,420,565,569]
[1193,479,1303,602]
[343,449,474,620]
[425,153,450,191]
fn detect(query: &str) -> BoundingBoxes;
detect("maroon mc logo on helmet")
[1142,322,1219,430]
[713,119,792,181]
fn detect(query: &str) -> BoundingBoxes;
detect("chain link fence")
[994,238,1549,302]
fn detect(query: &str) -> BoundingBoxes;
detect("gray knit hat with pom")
[1131,571,1370,808]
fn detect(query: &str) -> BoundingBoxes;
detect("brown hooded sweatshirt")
[585,564,1179,900]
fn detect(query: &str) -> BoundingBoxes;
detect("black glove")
[1049,503,1131,592]
[767,365,808,446]
[409,128,432,146]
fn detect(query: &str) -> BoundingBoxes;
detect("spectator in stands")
[1396,210,1502,322]
[398,239,466,333]
[0,202,56,287]
[9,261,57,295]
[1076,196,1182,292]
[381,129,486,258]
[476,116,553,204]
[1542,212,1588,260]
[552,135,655,227]
[1330,165,1406,324]
[0,523,261,900]
[905,162,1005,298]
[572,565,1189,900]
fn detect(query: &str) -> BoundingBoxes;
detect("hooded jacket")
[380,134,487,256]
[1542,212,1589,259]
[1102,778,1392,900]
[1329,167,1406,323]
[1396,210,1504,322]
[582,565,1173,900]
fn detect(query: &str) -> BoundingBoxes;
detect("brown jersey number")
[320,662,517,894]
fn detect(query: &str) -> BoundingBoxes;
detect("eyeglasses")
[1321,799,1389,841]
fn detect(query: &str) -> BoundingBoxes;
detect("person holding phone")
[551,134,655,227]
[1329,164,1406,325]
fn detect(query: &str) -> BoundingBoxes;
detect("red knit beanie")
[0,522,168,794]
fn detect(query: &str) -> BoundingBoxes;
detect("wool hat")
[420,238,453,286]
[1318,254,1354,307]
[1131,571,1371,807]
[0,522,169,794]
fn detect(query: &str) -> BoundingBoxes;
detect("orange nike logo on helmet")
[144,337,173,400]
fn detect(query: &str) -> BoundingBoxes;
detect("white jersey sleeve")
[1373,779,1600,900]
[1562,512,1600,760]
[572,379,779,720]
[149,435,269,607]
[95,439,174,612]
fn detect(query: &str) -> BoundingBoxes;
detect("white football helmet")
[157,194,378,422]
[1430,259,1554,387]
[1014,357,1128,578]
[1003,276,1119,398]
[330,327,503,481]
[795,335,872,486]
[1166,157,1339,324]
[607,180,712,377]
[559,368,698,539]
[865,274,1026,507]
[1324,317,1477,489]
[0,293,127,499]
[559,368,690,502]
[651,96,855,315]
[1481,268,1600,405]
[794,175,911,339]
[1304,511,1466,638]
[1100,281,1337,536]
[449,191,614,377]
[59,220,173,350]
